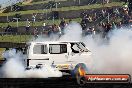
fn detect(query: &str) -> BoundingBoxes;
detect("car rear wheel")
[72,63,88,86]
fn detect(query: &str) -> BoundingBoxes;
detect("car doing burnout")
[26,41,92,74]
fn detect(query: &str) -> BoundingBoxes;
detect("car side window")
[33,44,48,54]
[49,44,67,54]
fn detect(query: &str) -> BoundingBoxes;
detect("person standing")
[32,13,37,26]
[34,27,38,39]
[59,18,66,34]
[128,0,132,15]
[25,19,30,33]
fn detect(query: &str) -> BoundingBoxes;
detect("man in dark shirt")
[59,18,66,34]
[128,0,132,15]
[103,21,112,39]
[5,25,12,32]
[60,18,66,29]
[105,21,112,33]
[124,0,132,15]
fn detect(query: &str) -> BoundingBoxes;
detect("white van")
[26,41,92,74]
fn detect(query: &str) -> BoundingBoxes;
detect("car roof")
[28,41,82,44]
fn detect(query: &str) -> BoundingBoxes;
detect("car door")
[67,43,81,63]
[28,43,51,66]
[49,43,68,65]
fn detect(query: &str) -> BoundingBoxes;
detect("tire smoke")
[85,29,132,75]
[1,48,62,78]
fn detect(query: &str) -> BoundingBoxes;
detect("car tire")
[72,63,88,86]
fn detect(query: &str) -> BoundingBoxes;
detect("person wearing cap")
[123,4,128,11]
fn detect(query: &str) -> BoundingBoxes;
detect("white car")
[26,41,92,74]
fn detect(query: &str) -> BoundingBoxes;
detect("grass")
[20,0,67,6]
[0,35,33,43]
[20,1,49,6]
[0,2,125,16]
[0,18,82,27]
[58,2,124,11]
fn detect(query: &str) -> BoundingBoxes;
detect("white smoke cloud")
[59,22,82,41]
[32,22,82,42]
[1,49,25,78]
[84,29,132,75]
[1,49,62,78]
[25,64,62,78]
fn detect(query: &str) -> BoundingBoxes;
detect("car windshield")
[76,42,90,52]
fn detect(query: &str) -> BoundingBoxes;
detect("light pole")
[10,0,14,12]
[108,13,110,22]
[55,2,60,11]
[13,18,19,27]
[53,16,54,24]
[11,3,13,11]
[7,14,9,22]
[55,2,57,11]
[78,0,80,5]
[46,9,47,21]
[16,18,19,28]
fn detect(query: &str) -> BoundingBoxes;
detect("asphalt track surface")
[0,75,131,88]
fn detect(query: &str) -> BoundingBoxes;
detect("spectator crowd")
[4,3,132,39]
